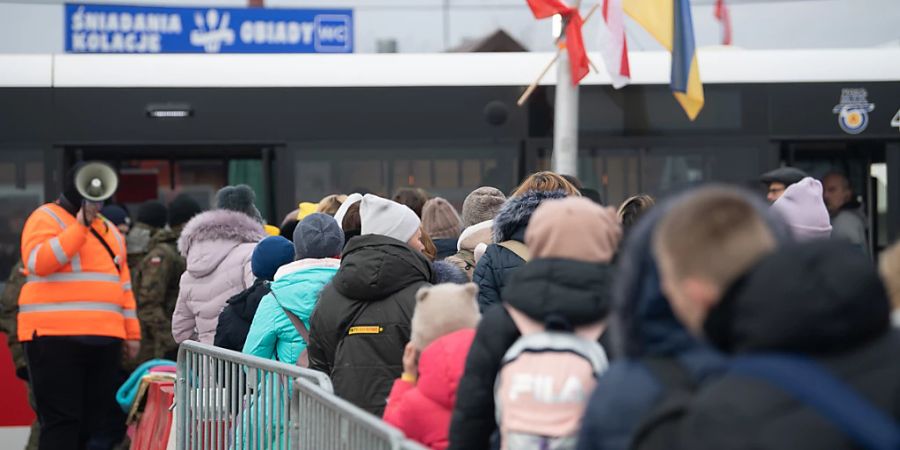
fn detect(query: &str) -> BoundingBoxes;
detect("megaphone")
[75,162,119,202]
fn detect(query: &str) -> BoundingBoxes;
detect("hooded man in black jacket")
[308,195,432,416]
[449,197,622,450]
[663,241,900,450]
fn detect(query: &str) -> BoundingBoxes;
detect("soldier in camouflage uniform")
[0,262,39,450]
[126,202,168,277]
[130,195,201,367]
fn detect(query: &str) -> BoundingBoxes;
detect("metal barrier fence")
[176,340,333,450]
[291,378,429,450]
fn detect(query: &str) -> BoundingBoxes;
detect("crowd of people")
[2,163,898,450]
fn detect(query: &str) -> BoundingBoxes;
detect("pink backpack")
[494,305,608,450]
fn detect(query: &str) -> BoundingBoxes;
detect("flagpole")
[552,42,579,177]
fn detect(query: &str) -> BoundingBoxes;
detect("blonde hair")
[653,187,776,289]
[879,241,900,310]
[316,194,348,216]
[512,171,581,197]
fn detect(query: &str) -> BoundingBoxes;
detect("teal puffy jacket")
[242,259,340,364]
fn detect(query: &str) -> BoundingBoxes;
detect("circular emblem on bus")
[832,88,875,135]
[838,106,869,134]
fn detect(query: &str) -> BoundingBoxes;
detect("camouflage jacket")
[130,227,185,367]
[0,262,26,374]
[126,222,160,279]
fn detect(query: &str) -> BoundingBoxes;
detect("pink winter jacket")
[383,329,476,450]
[172,209,266,345]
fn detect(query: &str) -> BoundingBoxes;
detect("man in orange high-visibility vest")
[19,164,140,450]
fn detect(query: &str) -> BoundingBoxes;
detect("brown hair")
[879,241,900,311]
[617,194,656,233]
[419,226,437,261]
[512,171,581,197]
[393,188,429,217]
[316,194,348,216]
[653,187,776,289]
[341,202,361,232]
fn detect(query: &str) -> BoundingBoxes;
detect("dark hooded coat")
[472,190,568,310]
[448,257,615,450]
[674,241,900,450]
[577,188,790,450]
[576,203,724,450]
[308,234,433,416]
[213,279,270,352]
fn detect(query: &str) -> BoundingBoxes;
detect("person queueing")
[308,194,432,416]
[131,194,202,363]
[172,185,267,345]
[243,213,344,364]
[19,164,140,450]
[383,282,481,450]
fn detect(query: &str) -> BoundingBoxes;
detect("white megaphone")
[74,162,119,203]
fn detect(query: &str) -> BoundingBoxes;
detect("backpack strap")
[730,354,900,450]
[498,240,531,263]
[269,290,310,367]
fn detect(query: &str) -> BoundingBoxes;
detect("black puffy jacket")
[449,258,614,450]
[674,241,900,450]
[214,279,270,352]
[473,190,568,310]
[308,235,433,416]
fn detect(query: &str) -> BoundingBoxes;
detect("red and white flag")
[715,0,732,45]
[598,0,631,88]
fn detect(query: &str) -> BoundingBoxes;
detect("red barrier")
[131,380,175,450]
[0,333,36,427]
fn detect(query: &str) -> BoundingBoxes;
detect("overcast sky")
[0,0,896,53]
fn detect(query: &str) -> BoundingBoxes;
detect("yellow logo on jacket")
[348,326,383,335]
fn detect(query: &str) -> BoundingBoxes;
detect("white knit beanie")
[334,193,363,230]
[360,194,421,243]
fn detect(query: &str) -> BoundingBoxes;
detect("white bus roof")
[2,48,899,88]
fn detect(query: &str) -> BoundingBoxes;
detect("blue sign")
[65,3,353,53]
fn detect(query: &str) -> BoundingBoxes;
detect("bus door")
[784,141,887,256]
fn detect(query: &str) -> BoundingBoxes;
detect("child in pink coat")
[383,283,481,450]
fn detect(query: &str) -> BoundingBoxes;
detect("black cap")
[760,167,808,186]
[137,201,168,229]
[168,194,203,228]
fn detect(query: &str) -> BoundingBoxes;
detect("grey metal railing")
[176,340,333,450]
[290,378,430,450]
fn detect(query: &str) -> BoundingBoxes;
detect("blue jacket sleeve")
[473,246,501,311]
[576,363,665,450]
[242,293,279,361]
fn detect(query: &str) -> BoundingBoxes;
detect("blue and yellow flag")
[624,0,704,120]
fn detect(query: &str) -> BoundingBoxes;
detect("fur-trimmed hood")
[178,209,267,256]
[177,209,266,278]
[492,190,568,243]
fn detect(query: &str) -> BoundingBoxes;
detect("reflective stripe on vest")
[106,220,125,255]
[26,272,120,283]
[27,244,41,273]
[20,302,138,321]
[122,282,132,292]
[39,206,66,228]
[71,254,82,272]
[49,237,68,265]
